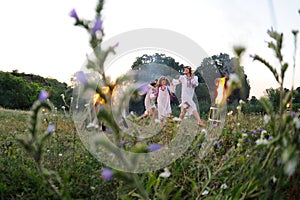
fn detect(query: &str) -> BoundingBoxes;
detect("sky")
[0,0,299,98]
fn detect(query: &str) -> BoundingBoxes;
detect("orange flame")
[286,102,291,109]
[93,93,105,106]
[215,77,226,105]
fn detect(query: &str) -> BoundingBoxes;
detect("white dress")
[144,84,157,113]
[173,75,198,115]
[157,86,172,120]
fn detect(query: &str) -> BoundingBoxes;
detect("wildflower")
[119,141,126,147]
[268,135,273,140]
[159,168,171,178]
[236,105,241,110]
[291,112,297,118]
[47,125,55,133]
[58,153,62,157]
[264,114,270,124]
[92,18,102,35]
[219,138,224,142]
[220,183,228,190]
[38,90,50,102]
[201,190,209,196]
[101,168,113,181]
[255,138,268,145]
[293,118,300,129]
[173,117,181,122]
[75,71,88,84]
[69,9,79,20]
[60,94,65,99]
[201,129,208,134]
[148,143,161,152]
[90,186,95,190]
[86,122,99,129]
[197,143,202,148]
[239,99,245,105]
[227,110,233,115]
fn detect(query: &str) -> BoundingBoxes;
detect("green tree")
[197,53,251,105]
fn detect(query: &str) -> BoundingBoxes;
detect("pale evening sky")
[0,0,299,98]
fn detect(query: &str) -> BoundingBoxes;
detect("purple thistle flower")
[47,125,55,133]
[197,143,202,148]
[92,18,102,35]
[69,9,79,20]
[75,71,87,84]
[268,136,273,140]
[251,130,257,134]
[119,141,126,147]
[101,168,113,181]
[219,138,224,142]
[39,90,50,102]
[148,143,161,152]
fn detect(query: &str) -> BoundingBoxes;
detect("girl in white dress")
[172,66,205,127]
[157,76,172,122]
[143,80,157,123]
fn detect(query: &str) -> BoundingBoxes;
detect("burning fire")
[93,93,105,106]
[286,102,291,110]
[215,77,226,105]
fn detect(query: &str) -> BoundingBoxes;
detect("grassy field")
[0,106,299,199]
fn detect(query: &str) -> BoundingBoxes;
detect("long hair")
[157,76,170,87]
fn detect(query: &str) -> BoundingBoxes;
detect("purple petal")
[92,18,102,35]
[69,9,79,20]
[119,141,126,147]
[39,90,50,102]
[101,168,113,181]
[47,125,55,133]
[76,71,87,84]
[148,143,161,152]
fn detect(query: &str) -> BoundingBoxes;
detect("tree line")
[0,70,72,110]
[1,53,300,114]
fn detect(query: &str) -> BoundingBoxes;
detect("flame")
[93,93,105,106]
[286,102,291,109]
[102,86,110,94]
[215,77,226,105]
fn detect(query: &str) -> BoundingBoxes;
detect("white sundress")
[157,86,172,120]
[144,85,157,113]
[173,75,199,115]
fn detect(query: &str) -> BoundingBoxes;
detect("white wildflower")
[173,117,182,122]
[58,153,62,157]
[264,114,271,124]
[87,122,99,129]
[255,138,269,145]
[159,168,171,178]
[239,99,245,105]
[220,183,228,190]
[201,129,208,134]
[236,105,241,110]
[90,186,95,190]
[227,110,233,116]
[201,190,209,196]
[293,118,300,129]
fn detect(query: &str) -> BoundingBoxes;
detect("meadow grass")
[1,106,298,199]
